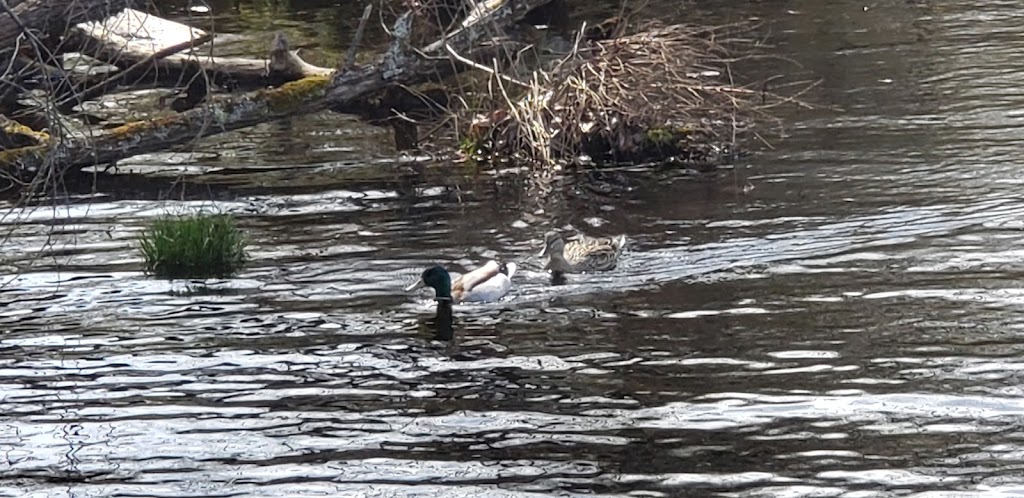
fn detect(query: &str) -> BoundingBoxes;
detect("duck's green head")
[405,265,453,299]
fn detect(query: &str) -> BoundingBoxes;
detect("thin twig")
[341,4,373,73]
[444,43,531,89]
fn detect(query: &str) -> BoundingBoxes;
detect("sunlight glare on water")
[5,0,1024,497]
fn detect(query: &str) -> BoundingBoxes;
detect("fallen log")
[62,30,327,113]
[68,8,332,90]
[73,7,209,56]
[66,8,211,88]
[60,26,215,111]
[0,0,553,178]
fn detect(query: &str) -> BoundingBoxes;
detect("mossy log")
[0,0,553,177]
[0,75,332,175]
[0,115,48,150]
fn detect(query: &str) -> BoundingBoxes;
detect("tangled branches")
[458,21,815,168]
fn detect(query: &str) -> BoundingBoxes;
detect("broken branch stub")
[269,32,334,86]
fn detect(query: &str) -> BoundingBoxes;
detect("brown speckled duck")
[539,231,627,274]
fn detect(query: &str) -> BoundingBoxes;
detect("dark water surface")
[5,0,1024,496]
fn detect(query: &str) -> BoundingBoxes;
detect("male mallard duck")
[405,261,517,303]
[539,231,627,274]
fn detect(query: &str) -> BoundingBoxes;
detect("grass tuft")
[139,213,248,279]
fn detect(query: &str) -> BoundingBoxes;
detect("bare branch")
[340,4,374,74]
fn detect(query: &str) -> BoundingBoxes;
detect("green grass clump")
[139,213,247,279]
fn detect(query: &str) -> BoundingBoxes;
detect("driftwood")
[0,0,554,178]
[72,8,209,59]
[60,14,214,110]
[68,8,333,89]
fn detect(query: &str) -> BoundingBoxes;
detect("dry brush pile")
[452,20,814,169]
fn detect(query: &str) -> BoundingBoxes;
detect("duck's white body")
[458,261,517,303]
[406,260,517,304]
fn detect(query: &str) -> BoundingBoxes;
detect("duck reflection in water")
[431,296,454,341]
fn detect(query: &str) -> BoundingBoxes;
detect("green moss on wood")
[0,145,48,169]
[106,115,181,137]
[0,74,333,176]
[264,75,331,113]
[1,121,49,145]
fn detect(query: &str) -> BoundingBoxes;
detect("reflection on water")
[6,0,1024,496]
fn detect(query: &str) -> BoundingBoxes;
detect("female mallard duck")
[405,261,517,304]
[539,231,627,274]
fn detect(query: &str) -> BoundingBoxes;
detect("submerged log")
[0,0,554,177]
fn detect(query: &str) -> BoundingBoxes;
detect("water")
[4,0,1024,496]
